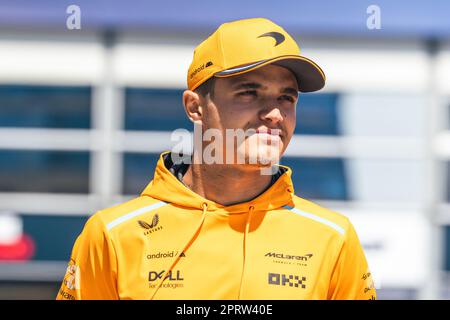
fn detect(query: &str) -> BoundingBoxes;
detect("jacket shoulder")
[286,194,352,236]
[88,196,166,232]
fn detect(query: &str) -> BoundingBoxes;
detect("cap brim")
[215,55,325,93]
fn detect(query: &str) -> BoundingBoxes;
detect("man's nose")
[261,106,284,123]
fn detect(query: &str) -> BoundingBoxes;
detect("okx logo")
[268,273,306,289]
[138,214,163,236]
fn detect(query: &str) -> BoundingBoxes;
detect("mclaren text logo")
[265,252,313,266]
[138,213,163,235]
[268,273,306,289]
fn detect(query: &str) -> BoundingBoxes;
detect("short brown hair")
[194,76,216,99]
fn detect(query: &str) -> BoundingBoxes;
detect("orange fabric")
[57,151,376,300]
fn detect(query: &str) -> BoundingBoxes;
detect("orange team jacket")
[57,151,376,300]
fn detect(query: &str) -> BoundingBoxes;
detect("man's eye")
[281,95,295,103]
[238,90,257,96]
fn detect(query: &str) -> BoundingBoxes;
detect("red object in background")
[0,234,35,261]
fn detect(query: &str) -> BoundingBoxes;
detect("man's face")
[201,63,298,167]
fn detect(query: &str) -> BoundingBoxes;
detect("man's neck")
[182,163,273,206]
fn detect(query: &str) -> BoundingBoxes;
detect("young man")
[57,17,376,300]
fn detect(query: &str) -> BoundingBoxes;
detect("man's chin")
[242,153,281,167]
[233,145,282,166]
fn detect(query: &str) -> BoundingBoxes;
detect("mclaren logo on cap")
[258,31,285,46]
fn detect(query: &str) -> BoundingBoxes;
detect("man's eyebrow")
[232,82,264,90]
[232,81,298,96]
[282,87,299,96]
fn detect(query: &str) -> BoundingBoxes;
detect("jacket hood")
[141,151,295,214]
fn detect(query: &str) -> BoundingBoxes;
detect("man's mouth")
[255,128,283,138]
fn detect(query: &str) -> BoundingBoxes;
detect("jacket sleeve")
[56,213,119,300]
[327,221,377,300]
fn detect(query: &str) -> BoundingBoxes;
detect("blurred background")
[0,0,449,299]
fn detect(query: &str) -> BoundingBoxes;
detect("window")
[0,214,87,262]
[281,157,348,200]
[446,162,450,202]
[21,214,88,261]
[0,85,91,128]
[0,150,90,193]
[125,88,192,131]
[123,152,160,195]
[446,226,450,272]
[296,93,339,135]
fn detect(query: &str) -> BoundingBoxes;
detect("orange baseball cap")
[187,17,326,93]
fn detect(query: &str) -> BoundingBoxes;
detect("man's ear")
[182,90,204,123]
